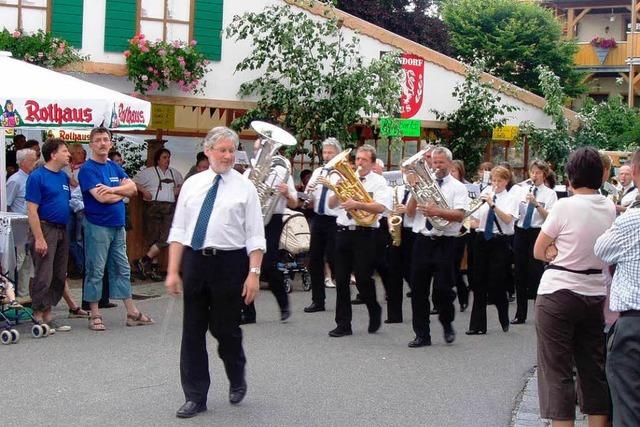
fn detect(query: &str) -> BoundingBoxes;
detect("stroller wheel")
[10,329,20,344]
[42,324,51,337]
[284,278,293,294]
[302,271,312,292]
[0,330,11,345]
[32,324,44,338]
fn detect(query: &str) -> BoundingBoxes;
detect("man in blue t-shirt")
[78,127,153,331]
[26,138,71,325]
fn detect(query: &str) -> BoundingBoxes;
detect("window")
[0,0,48,33]
[138,0,193,42]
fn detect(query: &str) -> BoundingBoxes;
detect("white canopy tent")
[0,51,151,210]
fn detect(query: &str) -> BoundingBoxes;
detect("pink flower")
[190,39,197,46]
[124,50,131,58]
[149,81,160,91]
[147,66,154,72]
[173,40,181,48]
[158,49,166,56]
[140,45,150,53]
[59,42,66,49]
[141,75,149,81]
[178,80,184,86]
[12,30,20,38]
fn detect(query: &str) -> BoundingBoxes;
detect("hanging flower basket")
[591,37,617,64]
[124,34,210,95]
[0,28,87,68]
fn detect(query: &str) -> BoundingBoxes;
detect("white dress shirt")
[306,166,339,217]
[472,187,519,235]
[515,182,557,228]
[134,166,184,203]
[168,168,266,255]
[412,173,470,237]
[335,171,392,229]
[621,187,638,208]
[6,169,29,214]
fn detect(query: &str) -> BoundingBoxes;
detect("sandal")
[89,315,106,331]
[69,307,89,318]
[126,311,154,327]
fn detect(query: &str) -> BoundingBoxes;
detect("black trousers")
[505,234,515,296]
[607,314,640,427]
[410,234,456,339]
[242,214,288,320]
[513,226,544,320]
[375,218,393,317]
[452,236,469,307]
[334,227,380,329]
[387,226,415,321]
[468,233,510,332]
[180,247,248,404]
[308,215,336,305]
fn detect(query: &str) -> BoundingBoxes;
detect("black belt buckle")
[201,247,217,256]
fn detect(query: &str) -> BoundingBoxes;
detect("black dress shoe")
[510,318,525,325]
[98,302,118,309]
[508,294,516,303]
[408,336,431,348]
[176,401,207,418]
[303,302,325,313]
[443,324,456,344]
[280,307,291,322]
[460,303,468,313]
[229,380,247,405]
[240,316,256,325]
[465,329,486,335]
[368,304,382,333]
[328,326,352,337]
[502,323,510,333]
[351,296,365,305]
[384,318,402,324]
[430,308,439,315]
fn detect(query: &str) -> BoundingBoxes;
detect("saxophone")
[401,149,450,230]
[247,121,298,224]
[388,184,403,246]
[319,149,377,226]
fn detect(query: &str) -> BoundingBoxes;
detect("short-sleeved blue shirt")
[79,159,128,227]
[25,166,71,225]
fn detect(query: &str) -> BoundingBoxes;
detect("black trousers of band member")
[375,218,392,314]
[308,215,336,306]
[334,228,380,329]
[410,235,456,339]
[465,230,476,291]
[505,234,515,297]
[513,226,544,321]
[180,247,248,404]
[452,236,469,307]
[242,214,288,321]
[468,233,510,332]
[387,227,415,321]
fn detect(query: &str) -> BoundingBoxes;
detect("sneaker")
[8,300,22,309]
[134,258,148,278]
[324,278,336,288]
[48,320,72,332]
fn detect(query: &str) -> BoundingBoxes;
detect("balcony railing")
[574,42,628,67]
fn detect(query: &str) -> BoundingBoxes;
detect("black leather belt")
[198,247,244,257]
[545,265,602,275]
[620,310,640,318]
[337,225,375,232]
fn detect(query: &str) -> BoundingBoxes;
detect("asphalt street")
[1,283,536,426]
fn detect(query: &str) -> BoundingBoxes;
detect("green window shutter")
[104,0,136,52]
[50,0,84,48]
[193,0,223,61]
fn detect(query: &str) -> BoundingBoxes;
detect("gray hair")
[357,144,377,161]
[431,146,453,161]
[16,148,36,164]
[203,126,239,150]
[322,137,342,153]
[376,158,385,168]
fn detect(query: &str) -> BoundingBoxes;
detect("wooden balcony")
[574,42,628,68]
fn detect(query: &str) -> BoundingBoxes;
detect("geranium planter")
[594,46,610,64]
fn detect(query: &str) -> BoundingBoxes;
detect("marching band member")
[466,166,519,335]
[406,146,470,347]
[303,138,342,313]
[511,160,557,325]
[322,145,392,337]
[166,127,265,418]
[242,139,298,324]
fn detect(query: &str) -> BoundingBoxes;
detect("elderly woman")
[533,147,615,427]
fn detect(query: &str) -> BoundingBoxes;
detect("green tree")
[441,0,584,97]
[226,0,402,157]
[432,59,518,177]
[575,95,640,151]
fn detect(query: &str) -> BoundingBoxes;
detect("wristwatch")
[249,267,261,276]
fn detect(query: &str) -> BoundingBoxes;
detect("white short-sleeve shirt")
[515,182,557,228]
[134,166,184,203]
[472,187,519,236]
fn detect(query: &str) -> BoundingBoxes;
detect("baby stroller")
[277,209,311,294]
[0,274,51,344]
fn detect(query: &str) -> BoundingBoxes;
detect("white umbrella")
[0,52,151,210]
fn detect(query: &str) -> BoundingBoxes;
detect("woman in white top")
[532,147,615,426]
[466,166,519,335]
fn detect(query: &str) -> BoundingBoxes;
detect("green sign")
[380,118,421,137]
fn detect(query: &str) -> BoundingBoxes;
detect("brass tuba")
[401,149,450,230]
[248,121,297,224]
[388,184,403,246]
[320,148,377,227]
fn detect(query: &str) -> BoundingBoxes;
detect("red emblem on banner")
[400,53,425,118]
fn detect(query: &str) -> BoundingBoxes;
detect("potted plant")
[0,28,86,68]
[591,36,617,64]
[124,34,210,95]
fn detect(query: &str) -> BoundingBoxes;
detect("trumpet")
[388,184,403,246]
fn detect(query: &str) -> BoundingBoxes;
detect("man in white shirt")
[242,140,298,324]
[512,160,557,325]
[166,126,265,419]
[322,144,392,337]
[406,146,470,347]
[303,138,341,313]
